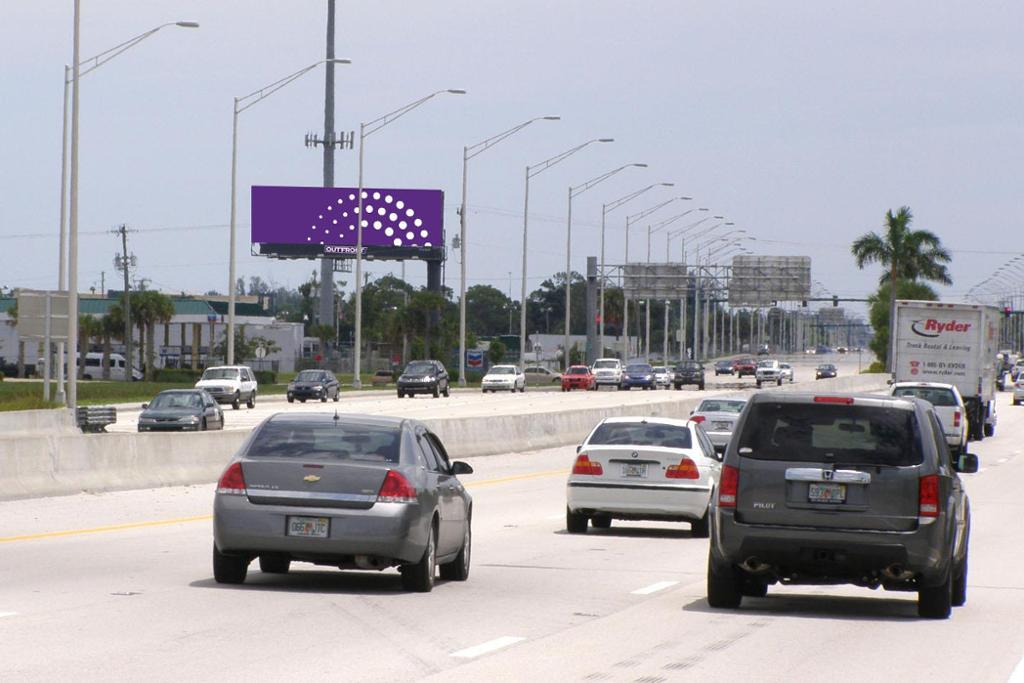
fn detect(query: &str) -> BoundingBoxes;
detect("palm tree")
[308,324,336,369]
[851,206,952,370]
[77,314,103,379]
[98,312,122,380]
[133,291,175,381]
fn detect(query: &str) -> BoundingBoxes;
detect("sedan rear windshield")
[588,422,692,449]
[247,421,401,462]
[736,402,922,466]
[697,400,745,414]
[892,387,958,407]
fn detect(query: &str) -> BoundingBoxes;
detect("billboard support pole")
[317,0,337,359]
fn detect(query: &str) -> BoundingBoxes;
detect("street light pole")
[565,163,647,370]
[67,0,81,411]
[519,138,613,367]
[457,115,559,386]
[352,89,466,388]
[227,58,351,366]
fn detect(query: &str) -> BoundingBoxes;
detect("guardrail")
[75,406,117,433]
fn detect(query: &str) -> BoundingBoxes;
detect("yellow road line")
[0,469,568,543]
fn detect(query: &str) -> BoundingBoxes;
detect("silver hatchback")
[213,413,473,592]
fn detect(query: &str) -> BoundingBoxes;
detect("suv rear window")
[588,422,692,449]
[736,402,922,466]
[593,360,619,369]
[247,421,401,462]
[892,387,958,407]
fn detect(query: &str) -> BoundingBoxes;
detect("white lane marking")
[631,580,679,595]
[0,612,18,618]
[998,458,1009,464]
[1008,653,1024,682]
[451,636,525,659]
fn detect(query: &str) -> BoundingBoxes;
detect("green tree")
[76,314,104,379]
[851,206,952,369]
[99,312,122,380]
[487,339,507,365]
[308,324,336,367]
[466,284,512,337]
[867,280,939,365]
[132,291,175,381]
[214,328,281,362]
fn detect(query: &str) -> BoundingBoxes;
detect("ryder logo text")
[910,319,972,338]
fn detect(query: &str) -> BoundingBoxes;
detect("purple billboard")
[251,185,445,260]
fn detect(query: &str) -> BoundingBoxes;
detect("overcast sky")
[2,1,1021,318]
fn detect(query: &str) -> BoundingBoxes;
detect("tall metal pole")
[458,148,469,385]
[563,187,573,369]
[622,218,631,360]
[119,225,132,381]
[663,300,669,367]
[353,122,366,387]
[519,166,530,364]
[317,0,337,358]
[227,101,239,364]
[599,206,606,356]
[67,0,81,411]
[56,65,71,405]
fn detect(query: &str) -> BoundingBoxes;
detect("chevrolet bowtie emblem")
[303,475,321,483]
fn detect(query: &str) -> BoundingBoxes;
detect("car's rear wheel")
[200,418,208,431]
[707,552,742,609]
[439,522,471,581]
[401,525,436,592]
[320,392,328,402]
[591,514,612,529]
[690,508,710,538]
[247,392,256,409]
[232,392,241,410]
[566,507,588,534]
[259,555,291,574]
[952,553,968,607]
[984,423,995,437]
[333,389,340,402]
[213,545,249,584]
[918,566,953,619]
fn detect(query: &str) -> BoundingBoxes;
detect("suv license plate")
[621,463,648,478]
[287,516,330,538]
[808,483,846,503]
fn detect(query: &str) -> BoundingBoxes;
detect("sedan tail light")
[690,415,706,423]
[666,457,699,479]
[377,470,417,504]
[718,465,739,508]
[918,474,940,518]
[216,462,247,496]
[572,454,603,476]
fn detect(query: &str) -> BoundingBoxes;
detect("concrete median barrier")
[0,373,888,500]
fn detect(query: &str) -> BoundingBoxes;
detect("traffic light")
[1005,306,1012,318]
[832,295,839,307]
[801,300,808,308]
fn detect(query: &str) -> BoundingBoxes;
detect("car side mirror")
[957,452,979,474]
[886,378,894,385]
[576,444,582,454]
[451,461,474,476]
[141,403,148,409]
[689,410,694,416]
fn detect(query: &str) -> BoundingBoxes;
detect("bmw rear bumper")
[567,481,712,520]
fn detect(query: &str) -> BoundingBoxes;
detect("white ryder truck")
[892,300,1000,441]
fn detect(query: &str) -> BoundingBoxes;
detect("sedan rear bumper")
[567,481,712,520]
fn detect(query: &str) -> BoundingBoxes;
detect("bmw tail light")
[718,465,739,508]
[572,454,603,476]
[918,474,940,518]
[216,462,247,496]
[377,470,417,504]
[690,415,706,423]
[666,458,699,479]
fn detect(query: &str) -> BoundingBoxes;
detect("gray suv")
[707,392,977,619]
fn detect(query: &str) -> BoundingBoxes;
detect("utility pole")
[113,224,134,381]
[317,0,338,365]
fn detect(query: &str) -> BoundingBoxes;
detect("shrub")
[254,370,277,385]
[863,361,886,374]
[153,368,203,383]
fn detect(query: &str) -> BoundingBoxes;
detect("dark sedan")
[213,413,474,592]
[397,360,450,398]
[621,362,656,390]
[815,363,838,379]
[138,389,223,432]
[287,369,340,403]
[713,360,734,376]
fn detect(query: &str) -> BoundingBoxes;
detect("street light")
[63,16,199,410]
[597,187,679,356]
[352,89,466,388]
[564,163,647,369]
[227,58,351,366]
[457,115,560,386]
[519,138,614,364]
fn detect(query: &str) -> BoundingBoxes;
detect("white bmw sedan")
[481,365,526,393]
[565,416,721,536]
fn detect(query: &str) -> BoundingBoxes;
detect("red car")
[733,358,757,377]
[561,365,595,391]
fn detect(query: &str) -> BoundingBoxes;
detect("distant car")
[689,396,748,452]
[397,360,450,399]
[591,358,624,389]
[621,363,656,390]
[815,363,837,380]
[755,360,783,387]
[1014,376,1024,406]
[757,344,770,356]
[371,370,393,387]
[815,345,831,355]
[195,365,258,410]
[734,358,757,378]
[778,362,794,383]
[524,366,561,386]
[651,366,672,388]
[561,365,595,391]
[566,416,721,535]
[714,360,735,376]
[890,382,969,455]
[138,389,224,432]
[482,365,526,393]
[212,413,474,592]
[287,369,340,403]
[673,360,706,390]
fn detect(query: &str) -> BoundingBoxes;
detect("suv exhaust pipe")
[881,563,914,581]
[741,557,770,573]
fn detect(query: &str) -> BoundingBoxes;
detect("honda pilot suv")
[707,392,977,619]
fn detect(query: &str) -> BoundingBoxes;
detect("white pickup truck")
[591,358,623,389]
[890,381,969,455]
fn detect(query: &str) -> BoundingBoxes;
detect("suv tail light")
[718,465,739,508]
[572,454,603,476]
[690,415,706,423]
[918,475,940,518]
[953,410,961,428]
[377,470,417,503]
[216,462,247,496]
[666,457,699,479]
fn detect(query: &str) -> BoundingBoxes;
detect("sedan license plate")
[713,421,732,431]
[286,516,329,538]
[808,483,846,503]
[621,463,648,478]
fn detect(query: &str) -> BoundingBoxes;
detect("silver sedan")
[212,413,473,592]
[689,395,749,452]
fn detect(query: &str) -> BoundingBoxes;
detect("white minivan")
[76,352,143,381]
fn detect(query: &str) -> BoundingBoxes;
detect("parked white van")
[76,352,143,381]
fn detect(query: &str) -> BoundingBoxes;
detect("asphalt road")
[1,387,1022,681]
[107,355,870,433]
